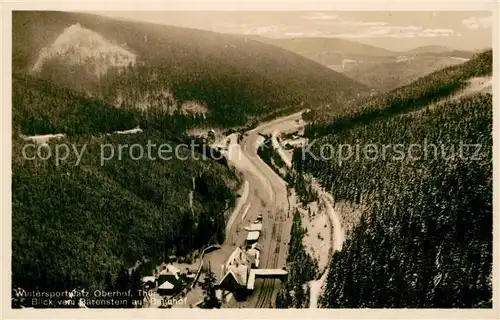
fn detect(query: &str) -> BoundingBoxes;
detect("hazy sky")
[97,11,492,51]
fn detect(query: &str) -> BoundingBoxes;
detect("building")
[141,276,156,289]
[244,223,263,232]
[245,230,260,247]
[246,244,261,268]
[157,265,182,296]
[218,247,253,293]
[247,269,288,290]
[207,129,216,143]
[218,245,287,297]
[157,281,177,296]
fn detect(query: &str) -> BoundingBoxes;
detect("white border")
[1,1,498,319]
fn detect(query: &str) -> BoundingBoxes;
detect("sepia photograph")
[4,1,496,315]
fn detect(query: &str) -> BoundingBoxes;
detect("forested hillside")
[305,50,492,137]
[12,130,239,299]
[342,55,469,93]
[276,211,318,308]
[12,64,240,303]
[292,52,492,307]
[259,37,475,93]
[13,73,139,136]
[12,72,209,138]
[13,11,367,129]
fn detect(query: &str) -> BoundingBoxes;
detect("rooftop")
[141,276,156,283]
[247,269,288,290]
[219,264,248,287]
[158,280,175,290]
[159,264,181,275]
[245,223,263,231]
[226,247,253,269]
[246,231,260,241]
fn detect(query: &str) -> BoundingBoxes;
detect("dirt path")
[20,126,144,145]
[269,119,346,308]
[308,185,345,308]
[408,76,492,117]
[271,131,292,169]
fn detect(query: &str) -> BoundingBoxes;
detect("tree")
[201,263,221,309]
[114,268,133,308]
[130,269,143,308]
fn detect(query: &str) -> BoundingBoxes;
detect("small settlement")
[140,263,198,302]
[218,215,263,294]
[138,213,287,306]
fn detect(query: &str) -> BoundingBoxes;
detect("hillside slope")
[12,48,242,304]
[259,37,476,92]
[258,37,396,65]
[305,50,492,135]
[12,73,139,136]
[13,11,368,129]
[291,51,493,308]
[342,55,469,92]
[407,45,451,54]
[12,129,239,302]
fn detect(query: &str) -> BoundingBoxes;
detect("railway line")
[255,213,283,308]
[241,113,305,308]
[211,111,305,308]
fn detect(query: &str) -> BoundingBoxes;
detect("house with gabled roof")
[157,264,182,296]
[217,247,253,292]
[245,230,260,246]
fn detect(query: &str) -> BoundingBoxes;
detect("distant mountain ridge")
[306,50,492,132]
[260,37,397,56]
[406,46,476,60]
[256,36,478,93]
[254,37,397,68]
[342,55,470,92]
[13,11,368,130]
[407,45,452,54]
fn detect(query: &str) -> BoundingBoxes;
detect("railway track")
[255,209,284,308]
[232,113,304,309]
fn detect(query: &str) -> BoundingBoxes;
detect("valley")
[257,37,477,93]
